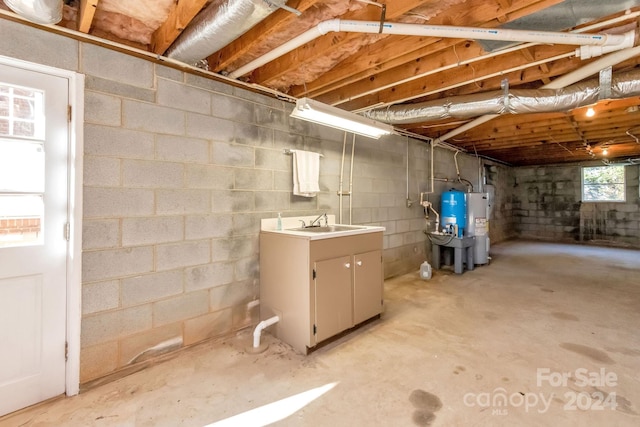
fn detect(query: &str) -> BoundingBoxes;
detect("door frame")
[0,55,84,396]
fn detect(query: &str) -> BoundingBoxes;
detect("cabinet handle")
[345,263,351,269]
[356,260,362,266]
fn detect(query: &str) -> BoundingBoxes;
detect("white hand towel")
[292,150,320,197]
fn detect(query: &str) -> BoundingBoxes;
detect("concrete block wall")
[1,19,459,383]
[512,163,640,247]
[80,60,437,382]
[80,76,435,382]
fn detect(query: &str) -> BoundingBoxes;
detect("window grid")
[582,166,626,202]
[0,84,44,140]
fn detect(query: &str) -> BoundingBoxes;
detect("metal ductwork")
[4,0,62,24]
[363,68,640,124]
[166,0,286,66]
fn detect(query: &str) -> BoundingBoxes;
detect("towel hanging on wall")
[292,150,320,197]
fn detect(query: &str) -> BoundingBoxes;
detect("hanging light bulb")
[586,107,595,117]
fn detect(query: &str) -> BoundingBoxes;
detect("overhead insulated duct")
[166,0,286,65]
[363,68,640,124]
[4,0,62,24]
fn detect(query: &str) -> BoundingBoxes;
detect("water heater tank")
[441,189,466,237]
[466,192,490,265]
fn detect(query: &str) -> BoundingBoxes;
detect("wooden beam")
[334,44,575,111]
[495,0,512,23]
[293,38,469,99]
[150,0,209,55]
[301,0,565,106]
[288,0,561,98]
[495,0,514,8]
[78,0,98,33]
[252,0,433,85]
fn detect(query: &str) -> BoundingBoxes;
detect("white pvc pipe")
[436,115,498,143]
[332,11,640,107]
[229,19,636,78]
[406,136,410,203]
[229,20,339,78]
[428,204,440,232]
[340,20,634,46]
[545,45,640,89]
[339,132,347,224]
[349,134,355,225]
[430,138,434,194]
[253,315,280,348]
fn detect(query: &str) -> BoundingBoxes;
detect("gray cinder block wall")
[512,163,640,247]
[1,19,508,383]
[80,59,441,382]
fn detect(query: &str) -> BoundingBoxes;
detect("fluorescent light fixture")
[290,97,393,139]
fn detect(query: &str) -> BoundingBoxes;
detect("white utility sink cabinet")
[259,217,384,354]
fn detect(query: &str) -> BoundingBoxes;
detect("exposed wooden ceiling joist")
[6,0,640,166]
[150,0,209,55]
[77,0,98,33]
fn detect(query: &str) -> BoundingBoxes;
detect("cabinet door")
[353,250,383,325]
[314,255,353,343]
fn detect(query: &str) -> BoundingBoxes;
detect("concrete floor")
[2,240,639,426]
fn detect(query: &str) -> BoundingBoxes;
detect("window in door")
[0,83,46,248]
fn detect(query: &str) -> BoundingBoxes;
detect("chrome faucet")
[309,212,328,227]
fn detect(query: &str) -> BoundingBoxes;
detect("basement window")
[582,165,626,202]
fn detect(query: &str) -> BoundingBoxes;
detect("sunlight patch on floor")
[206,382,339,427]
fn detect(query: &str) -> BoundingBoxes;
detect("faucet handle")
[299,219,306,227]
[323,213,328,226]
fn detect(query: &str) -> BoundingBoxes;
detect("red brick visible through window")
[0,217,41,235]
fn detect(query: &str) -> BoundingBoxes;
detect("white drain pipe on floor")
[228,19,636,78]
[253,315,280,349]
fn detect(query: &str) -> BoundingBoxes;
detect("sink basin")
[289,225,366,233]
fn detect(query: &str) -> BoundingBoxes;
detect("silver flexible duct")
[4,0,62,24]
[363,68,640,124]
[166,0,285,65]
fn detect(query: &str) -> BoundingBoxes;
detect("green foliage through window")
[582,166,625,202]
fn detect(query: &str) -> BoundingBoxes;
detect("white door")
[0,63,69,416]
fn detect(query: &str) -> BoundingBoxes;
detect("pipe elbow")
[317,19,341,35]
[613,29,638,49]
[626,28,639,48]
[252,315,280,347]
